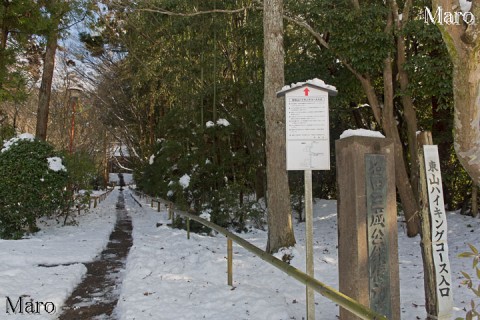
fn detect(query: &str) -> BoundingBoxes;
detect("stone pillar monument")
[335,136,400,320]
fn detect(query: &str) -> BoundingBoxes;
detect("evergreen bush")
[457,243,480,320]
[0,134,69,239]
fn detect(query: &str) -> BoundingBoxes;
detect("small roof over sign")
[276,78,338,97]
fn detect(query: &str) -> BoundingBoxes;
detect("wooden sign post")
[336,136,400,320]
[422,144,454,319]
[277,79,337,320]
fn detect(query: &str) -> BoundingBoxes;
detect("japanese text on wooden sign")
[423,145,453,319]
[365,154,392,318]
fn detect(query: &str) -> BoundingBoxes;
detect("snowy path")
[58,191,133,319]
[0,188,479,319]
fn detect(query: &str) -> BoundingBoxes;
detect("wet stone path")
[58,191,132,320]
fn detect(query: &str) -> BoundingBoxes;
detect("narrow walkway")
[58,191,132,320]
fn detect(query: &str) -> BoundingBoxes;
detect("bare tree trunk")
[35,29,58,141]
[263,0,295,253]
[382,6,420,237]
[391,0,421,236]
[393,0,420,196]
[452,52,480,184]
[433,0,480,186]
[382,53,420,237]
[0,2,10,90]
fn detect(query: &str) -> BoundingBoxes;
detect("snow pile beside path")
[0,189,119,318]
[118,194,480,319]
[1,188,479,319]
[116,194,301,320]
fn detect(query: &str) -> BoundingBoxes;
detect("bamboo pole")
[130,191,386,319]
[173,209,387,320]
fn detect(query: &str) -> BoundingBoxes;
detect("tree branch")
[282,13,384,124]
[108,0,258,17]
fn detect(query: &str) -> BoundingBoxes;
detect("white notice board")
[285,87,330,170]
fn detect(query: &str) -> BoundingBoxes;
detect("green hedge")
[0,135,69,239]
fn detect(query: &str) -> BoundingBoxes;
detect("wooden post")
[305,169,315,320]
[227,238,233,286]
[94,197,98,208]
[186,217,190,240]
[417,131,438,318]
[157,201,161,212]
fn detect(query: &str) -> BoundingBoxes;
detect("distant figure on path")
[118,173,125,190]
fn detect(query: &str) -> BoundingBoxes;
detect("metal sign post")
[304,169,315,319]
[277,79,337,320]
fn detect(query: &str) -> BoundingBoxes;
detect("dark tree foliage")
[87,0,471,230]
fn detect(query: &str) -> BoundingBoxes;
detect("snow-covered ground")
[1,188,479,319]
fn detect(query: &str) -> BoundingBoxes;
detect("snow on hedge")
[1,133,35,153]
[206,119,230,128]
[179,174,190,189]
[47,157,67,172]
[216,118,230,127]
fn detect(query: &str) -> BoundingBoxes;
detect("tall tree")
[35,19,59,140]
[264,0,296,252]
[35,0,64,141]
[431,0,480,185]
[35,0,89,141]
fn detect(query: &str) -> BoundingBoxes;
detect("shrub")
[456,243,480,320]
[0,134,69,239]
